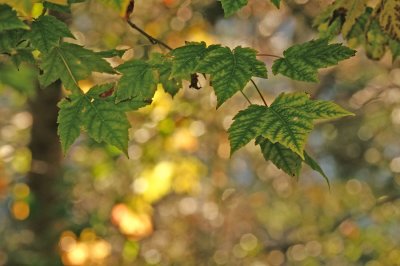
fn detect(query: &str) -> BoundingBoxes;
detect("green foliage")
[150,53,181,97]
[315,0,400,61]
[58,83,148,154]
[0,4,28,31]
[115,60,158,102]
[196,45,267,107]
[272,39,356,82]
[228,92,353,160]
[256,136,302,177]
[30,15,74,53]
[39,42,114,92]
[170,42,208,79]
[0,2,358,180]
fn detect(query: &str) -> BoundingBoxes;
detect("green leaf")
[57,95,84,153]
[228,92,353,157]
[220,0,248,17]
[116,59,158,102]
[304,152,330,188]
[39,42,114,92]
[262,93,314,158]
[151,53,181,97]
[270,0,281,8]
[58,84,132,154]
[228,105,268,155]
[303,99,354,119]
[0,29,27,52]
[82,92,130,154]
[30,15,74,53]
[256,136,302,177]
[0,4,28,31]
[85,83,151,112]
[11,48,34,67]
[256,136,330,184]
[170,42,208,79]
[196,46,267,107]
[272,39,356,82]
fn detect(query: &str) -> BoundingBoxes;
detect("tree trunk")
[26,81,63,266]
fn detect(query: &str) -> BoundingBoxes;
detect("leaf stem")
[257,53,282,59]
[126,20,173,51]
[251,79,268,106]
[240,90,252,105]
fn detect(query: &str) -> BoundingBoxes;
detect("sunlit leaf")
[303,99,354,119]
[30,15,74,52]
[228,92,353,158]
[39,42,114,92]
[196,46,267,107]
[378,0,400,41]
[340,0,367,37]
[272,38,356,82]
[228,105,268,155]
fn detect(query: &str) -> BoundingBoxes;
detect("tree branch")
[126,20,173,51]
[251,79,268,106]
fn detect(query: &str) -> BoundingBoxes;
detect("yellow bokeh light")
[111,204,153,240]
[91,240,112,260]
[64,243,88,266]
[59,231,77,252]
[12,201,29,220]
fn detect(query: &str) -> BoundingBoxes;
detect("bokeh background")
[1,0,400,265]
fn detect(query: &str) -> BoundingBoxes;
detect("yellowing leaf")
[341,0,368,37]
[378,0,400,40]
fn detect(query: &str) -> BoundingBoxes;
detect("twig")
[257,53,282,59]
[126,20,173,51]
[251,79,268,106]
[240,90,252,105]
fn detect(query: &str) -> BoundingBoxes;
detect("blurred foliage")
[0,0,400,266]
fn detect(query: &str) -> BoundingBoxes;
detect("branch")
[126,20,173,51]
[257,53,282,59]
[251,79,268,106]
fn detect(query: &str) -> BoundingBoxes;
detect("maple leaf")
[39,42,114,92]
[272,39,356,82]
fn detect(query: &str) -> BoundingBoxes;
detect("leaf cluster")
[0,1,358,182]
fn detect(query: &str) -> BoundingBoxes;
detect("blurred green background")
[1,0,400,265]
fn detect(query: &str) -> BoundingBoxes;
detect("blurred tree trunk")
[27,81,63,266]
